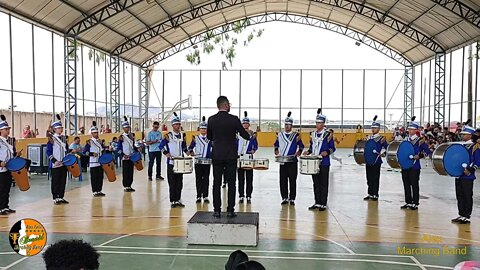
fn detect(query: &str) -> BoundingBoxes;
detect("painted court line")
[3,257,28,270]
[96,224,186,247]
[98,245,411,258]
[96,250,447,269]
[409,256,427,270]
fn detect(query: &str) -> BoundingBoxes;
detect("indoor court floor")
[0,148,479,269]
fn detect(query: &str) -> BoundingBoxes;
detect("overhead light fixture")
[355,41,361,46]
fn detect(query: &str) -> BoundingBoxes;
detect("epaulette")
[472,142,480,153]
[418,138,425,145]
[327,131,333,142]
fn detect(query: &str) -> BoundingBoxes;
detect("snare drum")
[299,156,321,175]
[195,157,212,165]
[173,157,193,174]
[99,153,116,182]
[6,157,30,191]
[62,154,81,178]
[238,159,254,170]
[432,142,471,177]
[130,152,143,171]
[253,158,269,170]
[275,155,296,164]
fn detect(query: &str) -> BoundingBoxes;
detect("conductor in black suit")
[207,96,250,218]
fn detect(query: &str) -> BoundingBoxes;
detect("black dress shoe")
[308,204,320,210]
[409,204,418,210]
[148,177,153,181]
[281,199,289,205]
[227,212,237,218]
[196,197,202,203]
[157,176,164,180]
[213,212,221,218]
[400,204,410,209]
[60,199,69,204]
[203,198,210,203]
[458,218,471,224]
[363,195,371,201]
[97,192,106,197]
[451,217,462,223]
[171,203,177,208]
[6,208,16,213]
[177,202,185,208]
[370,195,379,201]
[318,205,327,211]
[222,184,226,188]
[289,200,295,205]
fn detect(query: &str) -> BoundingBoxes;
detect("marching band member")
[188,116,212,203]
[46,114,69,205]
[400,117,431,210]
[451,124,479,224]
[84,121,106,197]
[159,113,188,208]
[237,111,258,204]
[363,116,388,201]
[274,112,304,205]
[304,109,335,211]
[117,116,136,192]
[0,115,16,215]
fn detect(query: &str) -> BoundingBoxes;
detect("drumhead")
[364,139,378,166]
[130,152,142,162]
[62,155,77,166]
[6,157,26,171]
[99,153,114,164]
[397,141,415,169]
[444,144,471,177]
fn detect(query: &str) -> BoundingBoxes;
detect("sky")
[0,12,478,127]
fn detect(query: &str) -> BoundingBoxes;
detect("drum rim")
[62,155,77,166]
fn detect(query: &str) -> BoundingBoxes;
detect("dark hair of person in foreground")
[43,239,100,270]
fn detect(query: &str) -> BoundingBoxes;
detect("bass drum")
[353,140,366,165]
[386,141,415,169]
[432,142,471,177]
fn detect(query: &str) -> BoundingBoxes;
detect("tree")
[185,19,264,67]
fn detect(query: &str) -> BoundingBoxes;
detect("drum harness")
[406,136,420,166]
[51,134,66,161]
[194,135,209,158]
[0,137,13,164]
[311,129,327,156]
[122,133,134,155]
[279,131,297,157]
[239,131,253,159]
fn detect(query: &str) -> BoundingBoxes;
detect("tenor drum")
[432,142,471,177]
[173,157,193,174]
[62,154,81,178]
[275,155,296,164]
[353,140,366,165]
[99,153,116,182]
[299,156,321,175]
[253,158,269,170]
[130,152,143,171]
[386,141,415,169]
[238,159,254,170]
[6,157,30,191]
[195,157,212,165]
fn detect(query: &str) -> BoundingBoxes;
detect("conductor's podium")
[187,211,259,246]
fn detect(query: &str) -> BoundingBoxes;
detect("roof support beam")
[66,0,145,35]
[142,13,411,67]
[115,0,444,57]
[61,0,156,56]
[431,0,480,29]
[312,0,444,53]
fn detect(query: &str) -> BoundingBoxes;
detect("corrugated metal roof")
[0,0,478,66]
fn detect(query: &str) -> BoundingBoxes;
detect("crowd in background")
[392,121,478,152]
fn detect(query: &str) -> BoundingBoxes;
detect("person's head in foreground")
[43,239,99,270]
